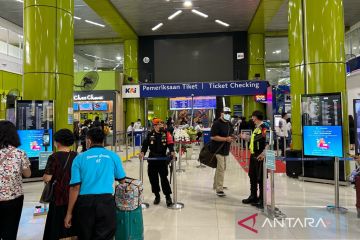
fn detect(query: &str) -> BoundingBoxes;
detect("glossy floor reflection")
[18,148,360,240]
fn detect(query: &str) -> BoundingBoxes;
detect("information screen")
[301,94,342,126]
[93,102,108,111]
[18,129,53,158]
[170,96,216,110]
[303,126,343,157]
[16,101,54,130]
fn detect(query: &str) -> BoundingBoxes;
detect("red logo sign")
[238,213,258,234]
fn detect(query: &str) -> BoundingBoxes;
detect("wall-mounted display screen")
[303,126,343,157]
[170,96,216,110]
[73,103,79,111]
[170,97,192,110]
[93,102,108,111]
[18,129,53,158]
[79,102,93,111]
[193,96,216,109]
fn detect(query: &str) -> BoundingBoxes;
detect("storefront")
[73,90,123,145]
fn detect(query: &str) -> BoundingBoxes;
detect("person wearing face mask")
[210,107,235,197]
[139,118,175,207]
[241,110,268,209]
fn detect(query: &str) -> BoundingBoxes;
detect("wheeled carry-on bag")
[115,178,144,240]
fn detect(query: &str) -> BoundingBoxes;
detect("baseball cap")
[223,107,232,113]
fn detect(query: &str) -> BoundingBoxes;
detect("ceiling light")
[183,1,192,8]
[102,58,115,62]
[168,10,183,20]
[84,53,98,58]
[73,59,77,63]
[74,16,81,20]
[85,20,105,28]
[16,0,23,3]
[152,23,164,31]
[192,9,208,18]
[215,19,230,27]
[116,56,122,61]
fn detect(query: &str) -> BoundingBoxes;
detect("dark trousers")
[248,155,264,201]
[356,176,360,209]
[0,195,24,240]
[75,194,116,240]
[148,162,172,196]
[279,137,286,156]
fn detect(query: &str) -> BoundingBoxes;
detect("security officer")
[241,110,268,209]
[139,118,175,207]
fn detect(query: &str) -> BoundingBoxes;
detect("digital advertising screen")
[18,129,53,158]
[73,102,79,111]
[93,102,108,111]
[303,126,343,157]
[354,99,360,154]
[79,102,93,111]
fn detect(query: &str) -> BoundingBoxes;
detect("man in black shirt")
[139,118,175,207]
[210,107,235,197]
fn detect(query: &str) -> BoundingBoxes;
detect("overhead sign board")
[122,85,140,98]
[122,81,268,98]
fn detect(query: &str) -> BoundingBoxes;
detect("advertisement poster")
[301,93,343,157]
[17,129,53,158]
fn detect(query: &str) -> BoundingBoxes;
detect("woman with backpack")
[42,129,78,240]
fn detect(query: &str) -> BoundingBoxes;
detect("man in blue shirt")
[64,128,126,240]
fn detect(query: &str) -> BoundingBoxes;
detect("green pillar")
[124,40,144,127]
[289,0,348,151]
[153,98,169,120]
[23,0,74,131]
[244,33,266,118]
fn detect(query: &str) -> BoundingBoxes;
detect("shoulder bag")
[198,123,231,168]
[40,153,71,204]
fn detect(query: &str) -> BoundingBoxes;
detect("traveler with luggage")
[210,107,235,197]
[64,127,126,240]
[139,118,175,207]
[241,111,268,209]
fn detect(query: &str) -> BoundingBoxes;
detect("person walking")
[64,128,126,240]
[43,129,78,240]
[241,111,268,208]
[80,119,91,152]
[139,118,175,207]
[210,107,234,197]
[276,112,288,156]
[0,121,31,240]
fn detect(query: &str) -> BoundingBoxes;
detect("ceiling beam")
[82,0,137,40]
[75,38,124,45]
[248,0,286,34]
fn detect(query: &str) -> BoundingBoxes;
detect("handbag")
[40,153,71,204]
[198,123,231,168]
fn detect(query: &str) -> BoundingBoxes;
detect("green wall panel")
[153,98,169,120]
[74,71,118,91]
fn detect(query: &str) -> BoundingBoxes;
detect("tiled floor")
[17,146,360,240]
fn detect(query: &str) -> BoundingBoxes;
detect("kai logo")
[125,87,137,94]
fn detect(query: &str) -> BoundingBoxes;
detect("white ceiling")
[267,0,360,31]
[265,37,289,63]
[110,0,261,36]
[0,0,119,39]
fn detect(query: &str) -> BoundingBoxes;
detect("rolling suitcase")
[115,178,144,240]
[115,207,144,240]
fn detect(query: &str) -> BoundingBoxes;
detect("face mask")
[224,114,231,121]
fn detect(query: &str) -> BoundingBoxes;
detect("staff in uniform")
[139,118,175,207]
[241,110,268,209]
